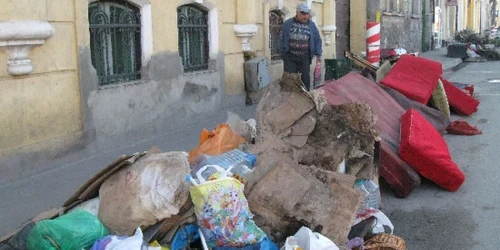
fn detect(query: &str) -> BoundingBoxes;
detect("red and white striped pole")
[366,22,381,67]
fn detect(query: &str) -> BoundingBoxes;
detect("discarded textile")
[375,60,392,83]
[380,55,442,104]
[380,84,450,134]
[429,79,451,118]
[399,109,465,192]
[451,82,475,96]
[441,78,480,116]
[446,121,482,135]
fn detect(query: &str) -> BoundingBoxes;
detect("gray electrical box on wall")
[244,57,271,92]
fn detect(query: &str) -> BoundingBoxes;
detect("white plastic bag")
[226,111,257,143]
[394,48,407,56]
[104,227,144,250]
[281,227,339,250]
[353,209,394,235]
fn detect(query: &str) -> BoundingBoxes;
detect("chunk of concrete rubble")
[246,73,378,247]
[247,160,362,247]
[247,73,379,194]
[265,90,315,135]
[289,111,317,136]
[285,135,309,148]
[295,103,378,175]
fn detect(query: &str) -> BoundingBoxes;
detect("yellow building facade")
[457,0,482,32]
[0,0,335,183]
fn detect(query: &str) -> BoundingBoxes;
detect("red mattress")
[321,72,421,198]
[380,55,443,104]
[441,78,480,116]
[399,109,465,192]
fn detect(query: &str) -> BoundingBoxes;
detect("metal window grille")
[89,1,142,86]
[177,5,209,72]
[269,10,284,60]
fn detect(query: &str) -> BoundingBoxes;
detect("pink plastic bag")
[313,59,322,88]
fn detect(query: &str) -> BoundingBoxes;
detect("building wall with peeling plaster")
[0,0,83,169]
[365,0,433,52]
[0,0,335,182]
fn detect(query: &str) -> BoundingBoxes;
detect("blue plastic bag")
[171,224,200,250]
[212,238,278,250]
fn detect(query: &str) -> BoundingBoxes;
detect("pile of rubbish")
[0,53,480,250]
[448,30,500,61]
[0,73,407,250]
[454,29,500,47]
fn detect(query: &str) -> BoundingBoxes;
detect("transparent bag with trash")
[190,149,256,184]
[27,209,109,250]
[226,111,257,144]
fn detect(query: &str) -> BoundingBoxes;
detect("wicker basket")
[364,234,407,250]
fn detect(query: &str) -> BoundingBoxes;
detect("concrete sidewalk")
[419,47,463,71]
[381,60,500,250]
[0,94,257,237]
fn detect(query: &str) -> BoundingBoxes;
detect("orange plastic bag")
[188,124,245,163]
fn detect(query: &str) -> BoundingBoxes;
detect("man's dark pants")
[283,53,311,90]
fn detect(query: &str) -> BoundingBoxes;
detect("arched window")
[269,10,285,60]
[177,5,209,72]
[89,1,142,86]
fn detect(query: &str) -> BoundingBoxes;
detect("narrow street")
[382,61,500,249]
[2,60,498,250]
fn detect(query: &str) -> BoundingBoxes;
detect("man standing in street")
[279,3,323,90]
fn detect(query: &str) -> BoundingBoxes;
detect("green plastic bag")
[27,209,109,250]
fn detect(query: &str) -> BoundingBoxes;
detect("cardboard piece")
[248,160,362,247]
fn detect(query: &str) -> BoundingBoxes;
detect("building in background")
[349,0,434,54]
[0,0,335,185]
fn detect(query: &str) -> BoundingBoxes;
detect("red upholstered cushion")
[441,77,480,116]
[381,54,443,104]
[399,109,465,192]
